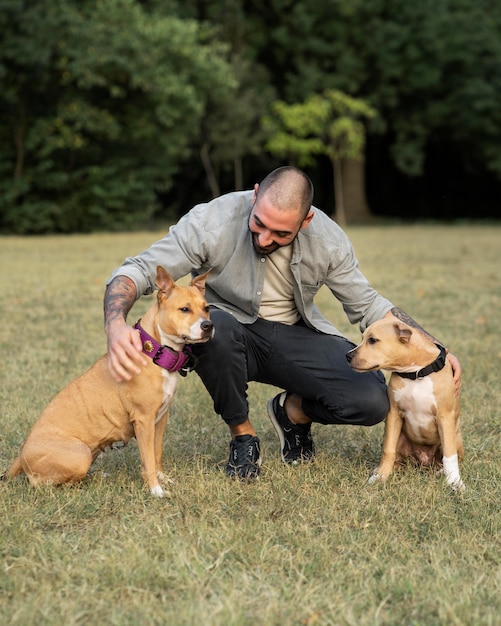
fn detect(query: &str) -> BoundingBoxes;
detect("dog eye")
[179,307,191,313]
[368,337,378,345]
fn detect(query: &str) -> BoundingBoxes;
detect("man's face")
[248,190,313,256]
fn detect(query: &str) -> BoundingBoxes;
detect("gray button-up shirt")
[108,190,393,337]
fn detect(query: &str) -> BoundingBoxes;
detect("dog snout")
[200,318,214,339]
[201,319,213,332]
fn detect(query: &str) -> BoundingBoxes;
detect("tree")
[264,90,376,226]
[240,0,501,218]
[197,55,275,197]
[0,0,236,232]
[165,0,277,198]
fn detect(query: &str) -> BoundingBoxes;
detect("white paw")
[367,472,384,485]
[89,470,109,480]
[150,485,169,498]
[442,454,464,492]
[448,477,466,492]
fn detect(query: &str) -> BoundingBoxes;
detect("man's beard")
[251,232,281,256]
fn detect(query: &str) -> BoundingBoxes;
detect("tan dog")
[3,267,213,497]
[346,318,464,491]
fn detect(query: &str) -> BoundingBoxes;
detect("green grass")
[0,225,500,626]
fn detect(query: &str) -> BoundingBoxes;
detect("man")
[104,166,461,479]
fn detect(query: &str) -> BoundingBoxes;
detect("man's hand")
[106,319,147,382]
[446,351,462,396]
[104,275,147,382]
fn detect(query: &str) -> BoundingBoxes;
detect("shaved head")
[256,166,314,219]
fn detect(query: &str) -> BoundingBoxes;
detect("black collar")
[396,344,447,380]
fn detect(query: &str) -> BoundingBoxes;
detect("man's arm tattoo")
[390,307,444,348]
[104,276,137,328]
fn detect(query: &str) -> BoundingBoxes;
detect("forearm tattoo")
[390,307,444,348]
[104,276,137,328]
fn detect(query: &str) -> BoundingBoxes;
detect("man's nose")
[258,230,273,246]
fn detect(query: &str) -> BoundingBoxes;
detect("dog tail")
[1,457,23,480]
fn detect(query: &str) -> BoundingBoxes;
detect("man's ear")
[300,210,314,230]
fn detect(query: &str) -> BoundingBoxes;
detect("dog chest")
[156,370,179,424]
[392,377,437,438]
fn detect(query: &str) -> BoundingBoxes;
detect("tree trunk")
[234,156,243,191]
[13,105,26,180]
[332,157,346,228]
[342,157,373,222]
[200,143,220,198]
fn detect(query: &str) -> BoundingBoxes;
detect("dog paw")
[89,470,109,481]
[157,471,175,485]
[150,485,170,498]
[367,472,385,485]
[449,478,466,492]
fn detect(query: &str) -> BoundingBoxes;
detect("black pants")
[193,309,389,428]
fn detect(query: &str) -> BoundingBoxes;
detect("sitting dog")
[346,318,464,491]
[3,267,213,497]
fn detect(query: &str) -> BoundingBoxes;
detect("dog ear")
[155,266,175,296]
[190,269,211,295]
[394,322,412,343]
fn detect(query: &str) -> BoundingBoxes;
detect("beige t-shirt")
[258,245,301,324]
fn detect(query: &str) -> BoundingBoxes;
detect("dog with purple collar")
[3,267,213,496]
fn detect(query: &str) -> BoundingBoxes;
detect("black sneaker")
[267,392,315,465]
[226,434,262,480]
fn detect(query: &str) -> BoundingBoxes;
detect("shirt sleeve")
[106,204,210,297]
[324,229,393,332]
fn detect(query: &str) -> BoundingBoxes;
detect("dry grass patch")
[1,225,500,625]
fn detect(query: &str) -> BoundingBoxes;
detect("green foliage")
[264,90,376,225]
[0,0,236,233]
[264,90,376,167]
[243,0,501,181]
[2,0,501,228]
[197,55,275,195]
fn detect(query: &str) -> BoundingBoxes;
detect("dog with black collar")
[346,318,464,491]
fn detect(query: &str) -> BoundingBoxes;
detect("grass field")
[0,224,500,625]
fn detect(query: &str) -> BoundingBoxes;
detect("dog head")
[346,318,437,374]
[155,266,214,346]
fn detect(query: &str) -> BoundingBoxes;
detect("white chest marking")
[393,377,437,438]
[155,370,179,424]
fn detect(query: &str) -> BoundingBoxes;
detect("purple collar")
[134,320,194,374]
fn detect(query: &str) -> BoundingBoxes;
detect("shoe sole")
[266,397,288,464]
